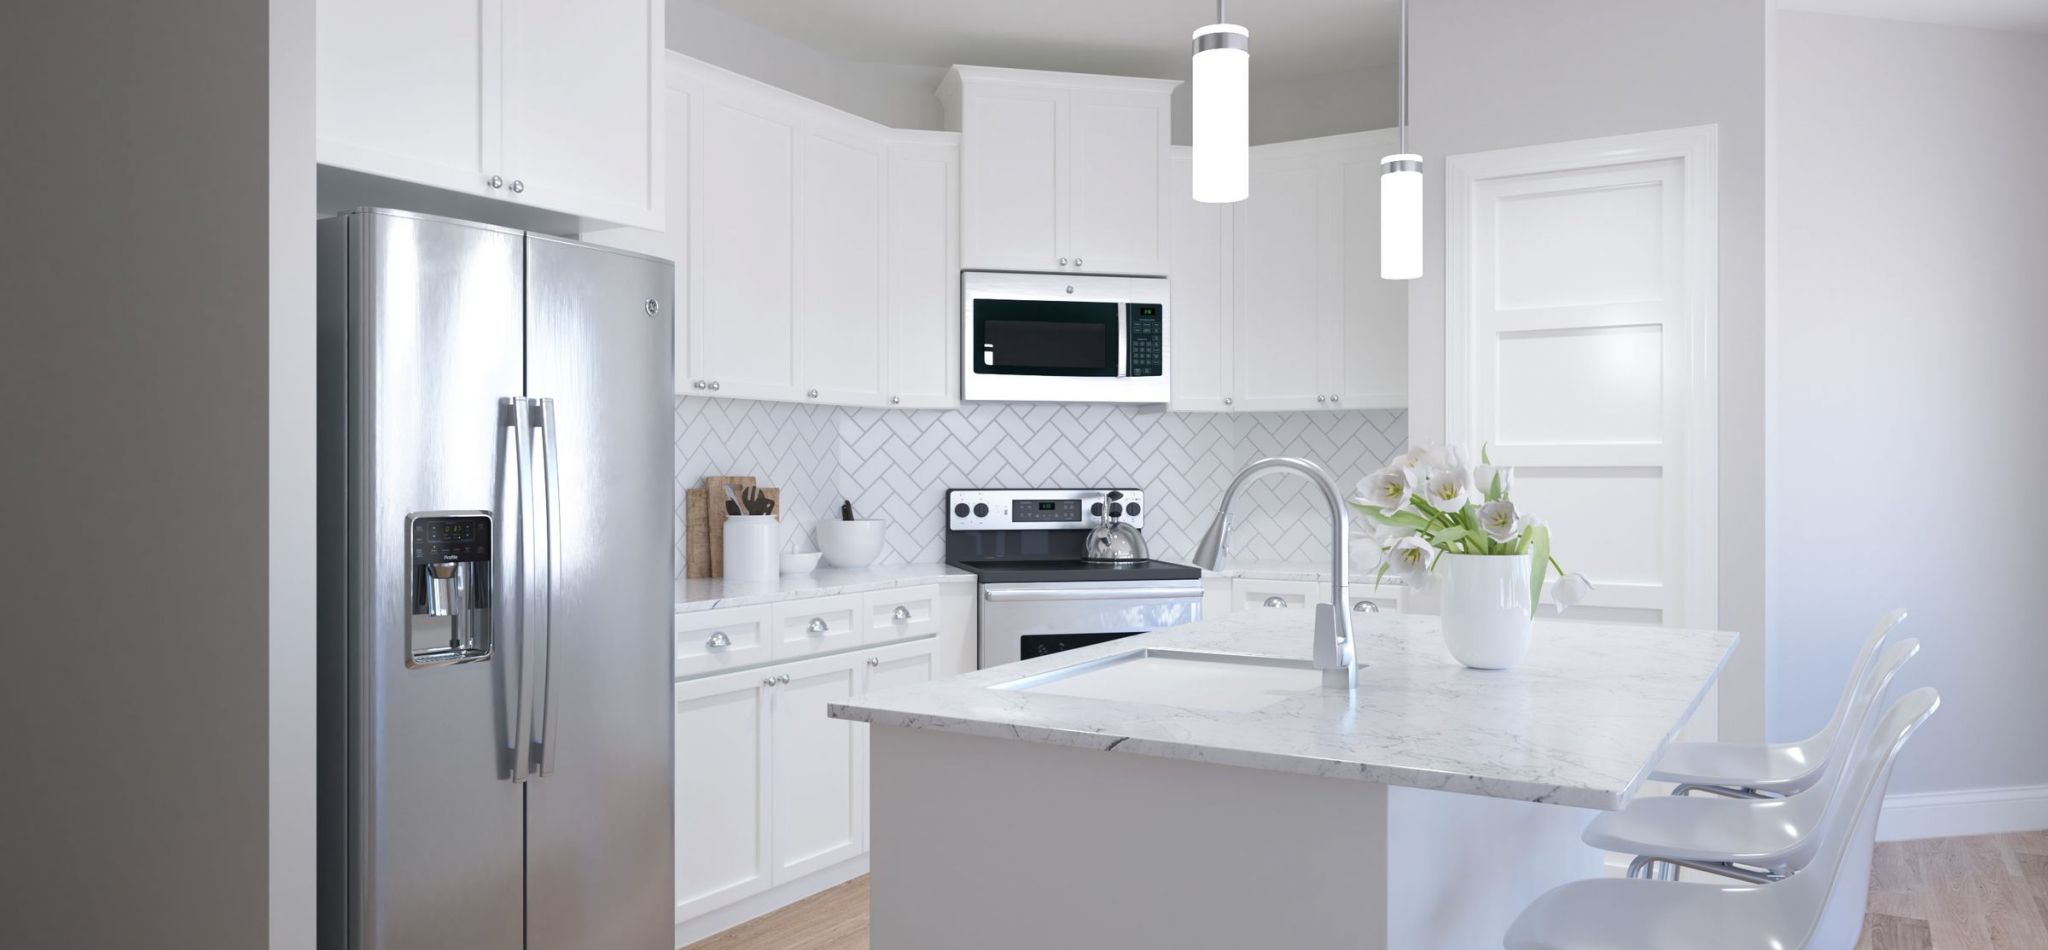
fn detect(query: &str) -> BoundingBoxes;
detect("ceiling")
[1781,0,2048,33]
[692,0,1399,82]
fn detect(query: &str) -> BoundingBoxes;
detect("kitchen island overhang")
[833,612,1737,950]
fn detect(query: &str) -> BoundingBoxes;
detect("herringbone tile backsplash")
[674,398,1406,587]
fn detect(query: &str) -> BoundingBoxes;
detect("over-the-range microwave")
[962,271,1169,404]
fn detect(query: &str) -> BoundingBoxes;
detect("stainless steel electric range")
[945,488,1204,668]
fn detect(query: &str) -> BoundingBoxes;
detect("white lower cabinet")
[674,629,942,927]
[1226,576,1402,614]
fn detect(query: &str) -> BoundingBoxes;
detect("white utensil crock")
[721,515,780,582]
[1437,553,1534,670]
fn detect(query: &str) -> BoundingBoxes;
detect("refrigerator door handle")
[506,397,541,782]
[534,397,563,776]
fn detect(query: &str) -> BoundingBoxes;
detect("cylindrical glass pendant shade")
[1192,24,1249,203]
[1380,154,1423,280]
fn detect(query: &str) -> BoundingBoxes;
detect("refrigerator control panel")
[406,511,494,668]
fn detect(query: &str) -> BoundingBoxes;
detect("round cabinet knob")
[708,381,721,391]
[1263,596,1289,608]
[763,677,777,687]
[777,674,791,685]
[806,617,828,635]
[1124,502,1140,517]
[867,657,881,667]
[706,631,731,649]
[692,380,706,390]
[893,606,911,622]
[1223,397,1234,406]
[487,175,504,189]
[509,179,526,194]
[972,502,989,517]
[890,396,901,405]
[1058,257,1069,266]
[1330,394,1341,404]
[1353,600,1380,613]
[1074,258,1084,267]
[954,502,971,518]
[1317,394,1328,404]
[807,389,819,399]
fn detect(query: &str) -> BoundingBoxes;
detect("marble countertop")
[1202,561,1402,585]
[676,563,974,613]
[831,611,1736,810]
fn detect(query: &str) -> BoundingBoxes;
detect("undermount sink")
[994,649,1323,713]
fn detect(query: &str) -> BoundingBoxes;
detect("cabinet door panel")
[886,137,960,409]
[501,0,660,227]
[316,0,498,193]
[1339,135,1408,408]
[1166,150,1231,411]
[1233,157,1327,411]
[960,86,1063,271]
[855,638,940,849]
[674,671,771,920]
[771,654,863,882]
[691,98,797,399]
[794,130,888,406]
[1067,90,1168,276]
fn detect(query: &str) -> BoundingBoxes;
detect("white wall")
[1404,0,1771,741]
[667,0,947,129]
[0,1,275,944]
[1771,12,2048,805]
[1171,63,1399,147]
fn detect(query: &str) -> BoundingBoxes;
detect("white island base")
[869,726,1602,950]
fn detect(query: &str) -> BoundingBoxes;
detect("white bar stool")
[1503,688,1939,950]
[1649,608,1907,798]
[1585,637,1918,882]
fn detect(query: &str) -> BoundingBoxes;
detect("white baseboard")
[672,854,869,949]
[1878,784,2048,842]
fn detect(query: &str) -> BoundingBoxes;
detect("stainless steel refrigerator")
[318,208,673,949]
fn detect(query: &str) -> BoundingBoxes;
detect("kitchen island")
[829,611,1736,950]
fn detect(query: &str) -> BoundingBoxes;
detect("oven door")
[977,580,1203,669]
[962,271,1169,404]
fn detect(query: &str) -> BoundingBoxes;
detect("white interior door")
[1446,126,1718,633]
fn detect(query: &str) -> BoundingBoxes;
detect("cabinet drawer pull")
[762,676,777,687]
[806,617,828,634]
[892,605,912,622]
[509,179,526,194]
[708,381,721,391]
[777,674,790,685]
[1263,596,1289,608]
[867,657,880,667]
[487,175,504,189]
[705,631,731,649]
[1353,601,1380,613]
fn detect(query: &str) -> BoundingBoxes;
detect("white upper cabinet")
[794,129,889,407]
[316,0,662,229]
[886,135,962,409]
[690,85,798,401]
[942,66,1176,276]
[1163,131,1407,412]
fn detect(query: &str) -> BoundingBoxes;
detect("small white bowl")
[816,519,887,568]
[780,551,822,575]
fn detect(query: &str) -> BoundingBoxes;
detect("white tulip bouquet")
[1348,444,1593,617]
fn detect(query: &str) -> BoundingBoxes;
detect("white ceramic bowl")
[779,551,822,575]
[815,519,886,569]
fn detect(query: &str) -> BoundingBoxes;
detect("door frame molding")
[1443,124,1719,632]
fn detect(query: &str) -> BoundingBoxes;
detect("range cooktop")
[948,558,1203,585]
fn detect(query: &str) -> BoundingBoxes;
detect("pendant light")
[1192,0,1249,203]
[1380,0,1423,280]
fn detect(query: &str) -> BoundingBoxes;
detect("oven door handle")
[982,586,1199,603]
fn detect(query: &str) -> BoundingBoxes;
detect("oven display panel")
[1012,499,1083,523]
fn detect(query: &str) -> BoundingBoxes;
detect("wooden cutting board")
[683,489,711,579]
[700,476,780,578]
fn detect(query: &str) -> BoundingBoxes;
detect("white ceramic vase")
[1436,553,1534,670]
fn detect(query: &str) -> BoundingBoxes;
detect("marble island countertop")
[831,611,1736,810]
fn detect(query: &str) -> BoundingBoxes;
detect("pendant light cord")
[1398,0,1408,154]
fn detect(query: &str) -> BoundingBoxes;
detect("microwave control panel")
[1126,304,1164,377]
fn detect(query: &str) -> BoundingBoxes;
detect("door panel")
[1233,157,1326,411]
[1166,150,1231,411]
[960,86,1063,271]
[1337,134,1408,409]
[691,98,796,398]
[771,653,863,882]
[886,137,960,409]
[316,0,498,195]
[855,638,940,849]
[1066,90,1167,275]
[345,210,527,950]
[500,0,659,226]
[794,130,887,405]
[673,671,772,920]
[523,236,674,950]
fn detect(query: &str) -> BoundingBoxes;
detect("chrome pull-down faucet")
[1192,457,1356,691]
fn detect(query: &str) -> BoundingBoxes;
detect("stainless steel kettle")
[1083,490,1149,562]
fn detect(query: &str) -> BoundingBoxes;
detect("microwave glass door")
[972,299,1120,378]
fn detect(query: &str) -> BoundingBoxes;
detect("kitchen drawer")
[771,593,865,659]
[861,584,941,645]
[675,605,773,678]
[1232,578,1325,612]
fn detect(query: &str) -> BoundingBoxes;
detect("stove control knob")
[954,502,970,518]
[1124,502,1140,517]
[973,503,989,518]
[1090,502,1105,517]
[1107,502,1123,518]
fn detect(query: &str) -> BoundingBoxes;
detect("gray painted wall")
[1400,0,1771,741]
[1772,12,2048,795]
[0,1,273,946]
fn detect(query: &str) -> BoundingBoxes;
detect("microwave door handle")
[1117,304,1130,378]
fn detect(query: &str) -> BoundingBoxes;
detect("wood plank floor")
[683,833,2048,950]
